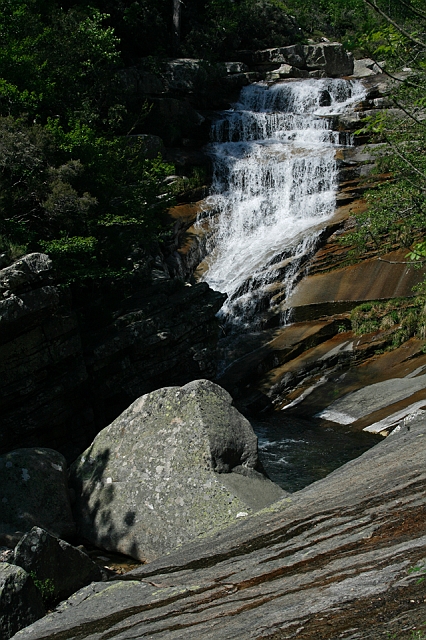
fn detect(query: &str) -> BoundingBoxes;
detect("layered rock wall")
[0,256,224,460]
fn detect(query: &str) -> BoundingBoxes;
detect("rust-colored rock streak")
[286,249,424,311]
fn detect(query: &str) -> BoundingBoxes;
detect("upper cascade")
[198,78,365,330]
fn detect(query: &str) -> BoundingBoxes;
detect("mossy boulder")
[70,379,285,561]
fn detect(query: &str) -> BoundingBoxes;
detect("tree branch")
[377,256,426,264]
[382,134,426,185]
[390,97,426,126]
[398,0,426,21]
[363,0,426,49]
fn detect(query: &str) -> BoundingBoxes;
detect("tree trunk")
[173,0,181,55]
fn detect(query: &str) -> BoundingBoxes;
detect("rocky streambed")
[8,397,426,640]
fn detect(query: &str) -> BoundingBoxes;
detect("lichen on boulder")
[70,379,285,561]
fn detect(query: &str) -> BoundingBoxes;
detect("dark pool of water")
[251,412,382,493]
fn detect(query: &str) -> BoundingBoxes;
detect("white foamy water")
[197,78,365,328]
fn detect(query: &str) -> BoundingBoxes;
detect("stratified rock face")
[13,527,105,603]
[0,563,45,640]
[70,379,285,561]
[0,254,91,460]
[0,449,75,542]
[0,253,225,461]
[0,254,52,294]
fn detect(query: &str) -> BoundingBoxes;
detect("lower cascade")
[198,78,365,329]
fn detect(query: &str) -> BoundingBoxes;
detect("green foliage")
[29,571,55,605]
[0,2,120,126]
[409,563,426,584]
[0,115,175,283]
[286,0,371,43]
[350,297,426,348]
[168,166,208,198]
[343,1,426,290]
[180,0,301,59]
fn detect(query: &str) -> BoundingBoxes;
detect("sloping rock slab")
[15,413,426,639]
[285,249,425,321]
[317,374,426,424]
[0,449,75,544]
[13,527,106,603]
[0,563,45,640]
[70,380,285,561]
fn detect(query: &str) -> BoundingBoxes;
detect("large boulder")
[13,527,106,604]
[352,58,384,78]
[0,449,75,545]
[252,42,353,77]
[303,43,354,77]
[0,253,52,294]
[0,563,45,639]
[70,379,285,561]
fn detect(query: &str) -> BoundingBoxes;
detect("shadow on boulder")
[69,380,286,562]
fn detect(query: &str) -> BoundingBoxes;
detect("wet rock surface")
[70,379,285,562]
[13,412,426,639]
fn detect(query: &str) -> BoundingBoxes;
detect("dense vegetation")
[0,0,424,288]
[344,0,426,275]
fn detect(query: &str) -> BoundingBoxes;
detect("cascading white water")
[197,78,365,329]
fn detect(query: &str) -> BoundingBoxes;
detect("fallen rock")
[266,64,308,81]
[0,449,75,543]
[352,58,384,77]
[70,379,285,561]
[0,563,45,640]
[14,413,426,640]
[13,527,106,604]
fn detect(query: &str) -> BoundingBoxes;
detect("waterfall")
[196,78,365,330]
